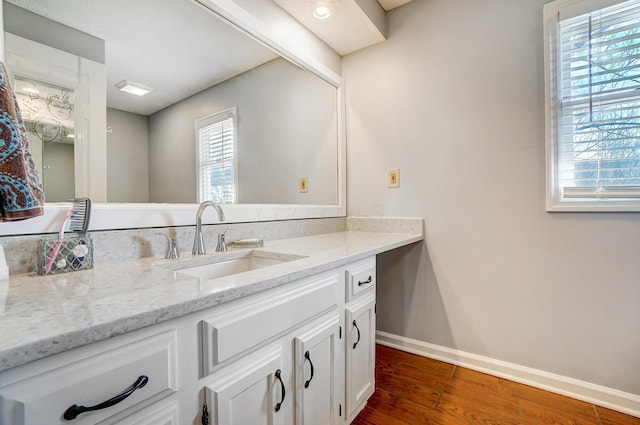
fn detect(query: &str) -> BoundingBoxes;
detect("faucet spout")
[192,201,226,255]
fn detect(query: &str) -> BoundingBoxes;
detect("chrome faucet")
[192,201,225,255]
[156,233,179,259]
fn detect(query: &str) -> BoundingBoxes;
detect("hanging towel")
[0,61,45,221]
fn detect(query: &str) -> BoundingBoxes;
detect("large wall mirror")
[0,0,345,234]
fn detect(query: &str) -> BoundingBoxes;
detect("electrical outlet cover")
[388,169,400,188]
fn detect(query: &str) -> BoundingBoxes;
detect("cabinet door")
[345,294,376,422]
[205,345,286,425]
[293,313,340,425]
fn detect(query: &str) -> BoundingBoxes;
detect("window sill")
[547,199,640,212]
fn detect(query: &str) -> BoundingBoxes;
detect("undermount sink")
[159,250,307,280]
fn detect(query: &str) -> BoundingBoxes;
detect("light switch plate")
[388,169,399,188]
[299,177,308,193]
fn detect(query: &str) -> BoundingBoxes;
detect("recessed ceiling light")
[313,1,335,19]
[115,80,153,96]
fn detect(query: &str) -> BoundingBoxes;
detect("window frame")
[195,107,238,204]
[544,0,640,211]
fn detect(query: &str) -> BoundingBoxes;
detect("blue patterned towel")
[0,61,44,221]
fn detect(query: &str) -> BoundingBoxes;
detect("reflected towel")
[0,61,44,221]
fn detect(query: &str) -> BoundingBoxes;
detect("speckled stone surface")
[0,217,346,275]
[0,225,422,372]
[347,217,423,234]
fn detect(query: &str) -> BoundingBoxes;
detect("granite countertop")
[0,230,422,372]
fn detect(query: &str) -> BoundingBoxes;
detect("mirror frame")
[0,0,346,236]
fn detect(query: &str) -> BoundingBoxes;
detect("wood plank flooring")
[353,344,640,425]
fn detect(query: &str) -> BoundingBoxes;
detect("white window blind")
[555,0,640,204]
[195,108,237,204]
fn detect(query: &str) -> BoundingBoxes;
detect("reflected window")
[195,107,237,203]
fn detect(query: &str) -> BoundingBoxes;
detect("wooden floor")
[353,344,640,425]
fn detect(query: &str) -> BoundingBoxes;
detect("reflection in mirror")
[13,76,75,202]
[3,0,339,206]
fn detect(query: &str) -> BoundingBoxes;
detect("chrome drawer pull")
[357,276,372,286]
[63,375,149,420]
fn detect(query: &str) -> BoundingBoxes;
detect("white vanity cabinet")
[0,329,178,425]
[293,313,341,425]
[203,311,341,425]
[0,256,379,425]
[204,343,286,425]
[200,269,343,425]
[344,258,377,423]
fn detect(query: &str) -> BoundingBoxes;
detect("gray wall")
[344,0,640,395]
[106,108,149,203]
[148,57,337,204]
[42,142,74,202]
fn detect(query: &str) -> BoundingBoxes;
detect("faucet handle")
[216,227,231,253]
[155,233,179,259]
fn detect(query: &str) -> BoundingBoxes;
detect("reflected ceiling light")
[115,79,153,96]
[312,1,335,19]
[22,86,39,95]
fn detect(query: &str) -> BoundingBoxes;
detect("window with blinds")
[545,0,640,210]
[195,108,237,204]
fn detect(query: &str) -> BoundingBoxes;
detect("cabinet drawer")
[201,271,339,375]
[0,330,177,425]
[345,257,376,301]
[116,400,179,425]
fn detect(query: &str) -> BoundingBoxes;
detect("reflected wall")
[149,57,338,205]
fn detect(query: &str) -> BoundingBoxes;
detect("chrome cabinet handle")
[274,369,286,412]
[357,276,372,286]
[352,320,361,350]
[63,375,149,420]
[304,351,315,388]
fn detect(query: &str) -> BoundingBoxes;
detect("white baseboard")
[376,331,640,418]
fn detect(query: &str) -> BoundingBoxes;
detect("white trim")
[78,56,107,202]
[0,202,344,235]
[4,33,107,203]
[546,0,630,20]
[543,0,640,212]
[376,331,640,418]
[195,0,343,87]
[544,1,562,212]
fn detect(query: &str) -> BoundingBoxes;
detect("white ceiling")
[272,0,414,56]
[377,0,413,11]
[272,0,386,56]
[6,0,278,116]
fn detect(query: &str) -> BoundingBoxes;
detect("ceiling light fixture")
[312,1,335,19]
[115,79,153,96]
